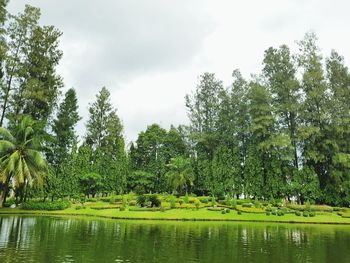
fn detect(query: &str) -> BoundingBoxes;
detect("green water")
[0,216,349,263]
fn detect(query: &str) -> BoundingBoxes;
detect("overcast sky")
[8,0,350,143]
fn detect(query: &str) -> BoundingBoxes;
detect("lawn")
[1,206,350,225]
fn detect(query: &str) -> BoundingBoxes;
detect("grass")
[1,206,350,225]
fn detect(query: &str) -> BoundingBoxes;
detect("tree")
[79,172,102,198]
[185,73,223,194]
[50,88,81,168]
[85,87,127,194]
[0,116,47,207]
[1,5,63,128]
[166,157,194,195]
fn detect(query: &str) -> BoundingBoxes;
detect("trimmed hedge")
[22,201,71,211]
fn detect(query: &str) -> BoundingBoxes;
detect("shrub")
[75,205,82,210]
[303,211,309,217]
[265,206,272,212]
[22,201,71,211]
[266,212,271,216]
[242,203,253,208]
[295,211,301,216]
[237,211,242,215]
[184,193,189,204]
[309,212,316,217]
[4,198,15,208]
[119,206,126,211]
[305,200,311,212]
[137,195,147,207]
[210,196,216,206]
[147,194,161,207]
[199,197,209,204]
[271,210,277,216]
[194,199,200,210]
[231,198,237,209]
[254,198,262,208]
[221,210,226,214]
[226,209,231,214]
[277,210,284,216]
[179,199,184,205]
[128,200,137,206]
[169,196,176,209]
[160,206,166,212]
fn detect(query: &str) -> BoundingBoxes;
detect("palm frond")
[0,127,15,143]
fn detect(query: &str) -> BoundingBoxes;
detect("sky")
[8,0,350,144]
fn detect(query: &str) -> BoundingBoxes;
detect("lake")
[0,216,349,263]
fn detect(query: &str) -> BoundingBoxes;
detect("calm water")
[0,216,350,263]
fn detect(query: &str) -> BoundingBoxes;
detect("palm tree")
[166,157,194,195]
[0,116,47,207]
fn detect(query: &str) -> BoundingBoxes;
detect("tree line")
[0,2,349,207]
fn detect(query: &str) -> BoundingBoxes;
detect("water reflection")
[0,216,350,263]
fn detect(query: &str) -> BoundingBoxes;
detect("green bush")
[4,198,15,207]
[194,199,200,210]
[210,196,216,206]
[199,197,209,204]
[160,206,166,212]
[303,211,309,217]
[271,210,277,216]
[237,211,242,215]
[22,201,71,211]
[179,199,184,205]
[147,194,161,207]
[266,212,271,216]
[242,203,253,208]
[119,206,126,211]
[169,196,176,209]
[184,193,189,204]
[277,210,284,216]
[309,211,316,217]
[136,195,147,207]
[128,200,137,206]
[226,208,231,214]
[295,211,301,216]
[221,210,226,214]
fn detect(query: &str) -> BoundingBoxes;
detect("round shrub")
[221,210,226,214]
[295,211,301,216]
[137,195,147,207]
[303,211,309,217]
[237,211,242,215]
[266,212,271,216]
[309,212,316,217]
[226,209,231,214]
[271,210,277,216]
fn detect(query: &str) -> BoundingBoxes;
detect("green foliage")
[22,200,70,211]
[147,194,161,207]
[79,173,102,197]
[136,195,147,207]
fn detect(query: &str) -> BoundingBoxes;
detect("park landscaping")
[1,194,350,225]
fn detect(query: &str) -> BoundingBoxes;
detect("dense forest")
[0,2,349,207]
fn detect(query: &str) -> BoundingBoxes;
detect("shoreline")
[1,208,350,225]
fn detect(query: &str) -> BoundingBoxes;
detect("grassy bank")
[1,206,350,225]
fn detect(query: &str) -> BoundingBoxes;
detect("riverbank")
[1,207,350,225]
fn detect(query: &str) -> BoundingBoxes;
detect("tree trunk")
[0,184,9,208]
